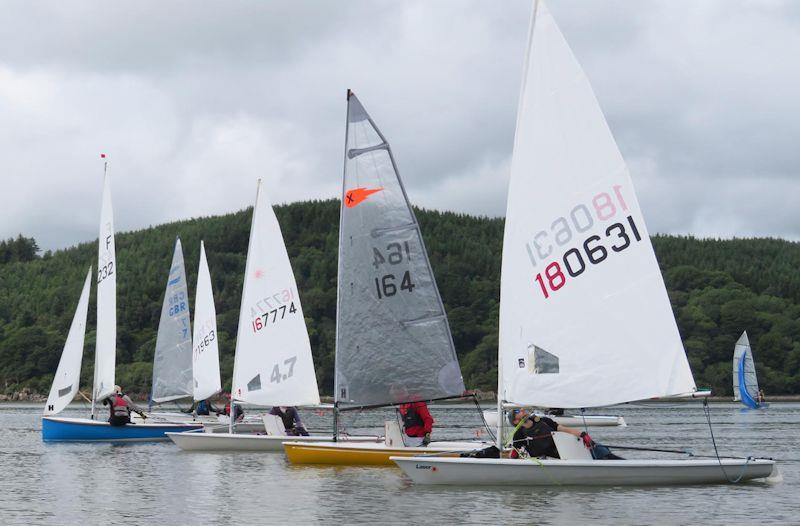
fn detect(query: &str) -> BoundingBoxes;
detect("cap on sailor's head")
[113,385,122,394]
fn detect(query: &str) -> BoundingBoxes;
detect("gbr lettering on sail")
[525,182,643,299]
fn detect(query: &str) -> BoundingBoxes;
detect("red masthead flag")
[100,153,106,158]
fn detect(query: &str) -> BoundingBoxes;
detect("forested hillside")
[1,201,798,398]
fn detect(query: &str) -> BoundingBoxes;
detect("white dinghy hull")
[392,457,777,486]
[166,431,378,452]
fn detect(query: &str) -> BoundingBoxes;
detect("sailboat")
[42,161,202,441]
[733,331,766,409]
[151,238,193,405]
[392,0,776,484]
[283,91,489,465]
[168,180,375,451]
[134,238,221,424]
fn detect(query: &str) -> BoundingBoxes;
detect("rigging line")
[471,395,497,444]
[601,444,694,455]
[702,398,752,483]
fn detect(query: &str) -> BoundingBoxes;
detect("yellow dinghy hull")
[283,440,488,466]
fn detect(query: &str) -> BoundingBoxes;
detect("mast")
[333,89,353,441]
[497,0,540,448]
[92,157,116,419]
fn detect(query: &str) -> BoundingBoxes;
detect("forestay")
[44,269,92,415]
[231,180,320,407]
[732,331,759,408]
[498,0,696,408]
[334,91,465,407]
[192,241,222,401]
[94,164,116,402]
[151,238,193,403]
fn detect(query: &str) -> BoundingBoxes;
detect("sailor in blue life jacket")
[103,385,147,426]
[508,408,622,460]
[185,398,219,416]
[269,406,309,436]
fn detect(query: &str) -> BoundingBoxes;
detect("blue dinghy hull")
[42,416,202,442]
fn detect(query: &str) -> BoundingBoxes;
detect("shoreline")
[5,393,800,406]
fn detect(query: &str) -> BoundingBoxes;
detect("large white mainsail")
[334,91,465,407]
[44,268,92,415]
[498,0,695,408]
[93,162,116,403]
[192,241,222,401]
[151,238,193,403]
[231,180,320,407]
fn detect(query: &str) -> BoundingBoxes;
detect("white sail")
[44,268,92,415]
[231,180,320,407]
[151,238,193,403]
[498,0,696,408]
[93,163,116,402]
[192,241,222,401]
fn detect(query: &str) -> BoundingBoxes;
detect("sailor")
[218,393,244,422]
[398,401,434,446]
[103,385,146,426]
[508,408,621,460]
[269,406,309,436]
[390,384,434,446]
[185,398,218,416]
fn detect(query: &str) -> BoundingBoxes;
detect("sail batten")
[93,165,116,402]
[44,268,92,415]
[231,180,320,407]
[151,238,193,404]
[335,92,465,407]
[498,0,696,408]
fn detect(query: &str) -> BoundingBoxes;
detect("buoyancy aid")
[401,404,424,430]
[111,394,130,418]
[276,409,295,430]
[518,416,558,458]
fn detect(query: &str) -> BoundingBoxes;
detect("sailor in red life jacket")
[398,401,434,446]
[389,385,433,446]
[103,385,146,426]
[217,393,244,422]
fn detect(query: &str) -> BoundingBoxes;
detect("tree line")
[1,200,798,398]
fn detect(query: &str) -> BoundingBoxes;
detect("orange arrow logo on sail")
[345,187,383,208]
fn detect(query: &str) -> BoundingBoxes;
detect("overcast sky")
[1,0,798,251]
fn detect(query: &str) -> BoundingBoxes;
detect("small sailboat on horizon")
[733,331,767,409]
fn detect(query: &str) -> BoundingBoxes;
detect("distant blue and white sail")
[732,331,761,409]
[151,238,193,403]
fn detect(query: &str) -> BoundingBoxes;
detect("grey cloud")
[0,0,797,251]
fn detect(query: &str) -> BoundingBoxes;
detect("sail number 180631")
[530,185,642,299]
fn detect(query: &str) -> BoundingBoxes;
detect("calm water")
[1,402,795,525]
